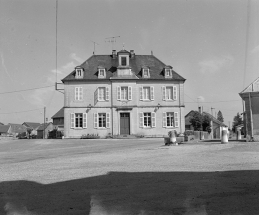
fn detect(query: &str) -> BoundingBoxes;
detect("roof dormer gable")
[97,66,106,79]
[117,50,130,67]
[142,66,150,78]
[164,65,173,78]
[75,66,84,79]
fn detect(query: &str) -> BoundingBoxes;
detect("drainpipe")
[110,80,114,136]
[249,92,253,138]
[179,83,182,134]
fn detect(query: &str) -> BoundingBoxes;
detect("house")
[51,107,64,131]
[239,77,259,141]
[61,49,186,138]
[36,122,54,139]
[8,123,27,136]
[22,122,41,136]
[0,125,11,135]
[0,122,4,125]
[185,110,227,139]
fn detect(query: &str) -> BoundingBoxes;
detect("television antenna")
[105,36,120,50]
[91,40,99,55]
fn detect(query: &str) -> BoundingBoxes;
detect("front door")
[120,113,130,135]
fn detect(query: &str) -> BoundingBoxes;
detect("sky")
[0,0,258,127]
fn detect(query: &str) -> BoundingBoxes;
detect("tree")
[189,111,211,132]
[232,112,243,131]
[217,110,224,122]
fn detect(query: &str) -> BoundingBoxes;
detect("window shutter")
[79,87,83,101]
[173,86,177,100]
[75,87,78,100]
[139,112,144,128]
[94,88,98,105]
[106,113,110,128]
[151,112,156,127]
[139,87,143,101]
[94,113,98,128]
[117,86,121,101]
[106,87,109,101]
[98,88,101,101]
[128,86,132,100]
[83,113,87,128]
[162,112,167,127]
[162,86,166,100]
[71,113,75,128]
[174,112,179,127]
[150,86,154,100]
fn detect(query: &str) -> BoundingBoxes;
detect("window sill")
[72,128,86,130]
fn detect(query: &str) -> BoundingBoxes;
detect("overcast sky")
[0,0,258,126]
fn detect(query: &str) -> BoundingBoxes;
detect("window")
[162,86,177,100]
[140,86,154,101]
[70,113,87,128]
[165,69,172,78]
[163,112,179,128]
[75,87,83,101]
[121,57,127,66]
[75,68,83,78]
[95,87,109,102]
[117,86,132,101]
[142,68,150,78]
[98,69,106,78]
[139,112,156,128]
[94,113,110,128]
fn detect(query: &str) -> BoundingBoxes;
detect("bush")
[184,130,194,136]
[81,134,100,139]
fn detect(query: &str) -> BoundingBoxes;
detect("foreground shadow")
[1,170,259,214]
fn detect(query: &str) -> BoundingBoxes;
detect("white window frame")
[98,69,106,78]
[140,86,154,101]
[142,68,150,78]
[97,87,109,101]
[139,112,156,128]
[75,87,83,101]
[75,68,83,79]
[94,112,110,129]
[165,69,172,78]
[162,112,179,128]
[117,86,132,101]
[162,86,177,101]
[70,113,87,129]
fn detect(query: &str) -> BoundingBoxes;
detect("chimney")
[130,50,135,58]
[198,106,202,113]
[151,50,153,55]
[112,50,116,59]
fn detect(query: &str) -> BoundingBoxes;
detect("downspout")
[249,92,253,138]
[179,83,182,134]
[110,80,114,136]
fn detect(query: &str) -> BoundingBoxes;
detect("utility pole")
[43,107,46,139]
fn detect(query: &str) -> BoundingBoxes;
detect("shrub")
[81,133,100,139]
[184,130,194,136]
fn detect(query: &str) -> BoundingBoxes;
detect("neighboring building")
[22,122,41,136]
[0,125,11,135]
[239,77,259,141]
[0,122,4,125]
[185,110,227,139]
[36,122,54,139]
[8,123,27,136]
[51,107,64,131]
[61,49,186,138]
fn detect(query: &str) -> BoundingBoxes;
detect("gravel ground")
[0,138,259,214]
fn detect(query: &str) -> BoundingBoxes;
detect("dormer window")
[98,68,106,78]
[164,67,173,78]
[142,68,150,78]
[75,67,83,79]
[119,55,129,66]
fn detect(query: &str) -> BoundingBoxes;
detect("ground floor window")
[143,113,151,127]
[98,113,106,128]
[163,112,179,128]
[75,113,83,127]
[71,113,87,128]
[94,112,110,129]
[139,112,156,128]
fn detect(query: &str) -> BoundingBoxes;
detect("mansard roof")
[62,51,185,82]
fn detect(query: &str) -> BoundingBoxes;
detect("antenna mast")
[91,41,99,55]
[105,36,120,50]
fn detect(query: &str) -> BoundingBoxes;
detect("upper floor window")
[75,87,83,101]
[95,87,109,102]
[98,68,106,78]
[162,86,177,101]
[117,86,132,101]
[139,86,154,101]
[165,68,173,78]
[162,112,179,128]
[75,67,83,79]
[142,68,150,78]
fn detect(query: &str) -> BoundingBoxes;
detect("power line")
[0,85,54,95]
[0,108,42,115]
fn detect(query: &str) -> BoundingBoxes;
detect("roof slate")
[62,53,185,82]
[37,122,53,131]
[0,125,10,133]
[23,122,41,129]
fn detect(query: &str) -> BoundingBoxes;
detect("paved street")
[1,139,259,214]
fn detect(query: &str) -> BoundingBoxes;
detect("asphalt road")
[1,139,259,215]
